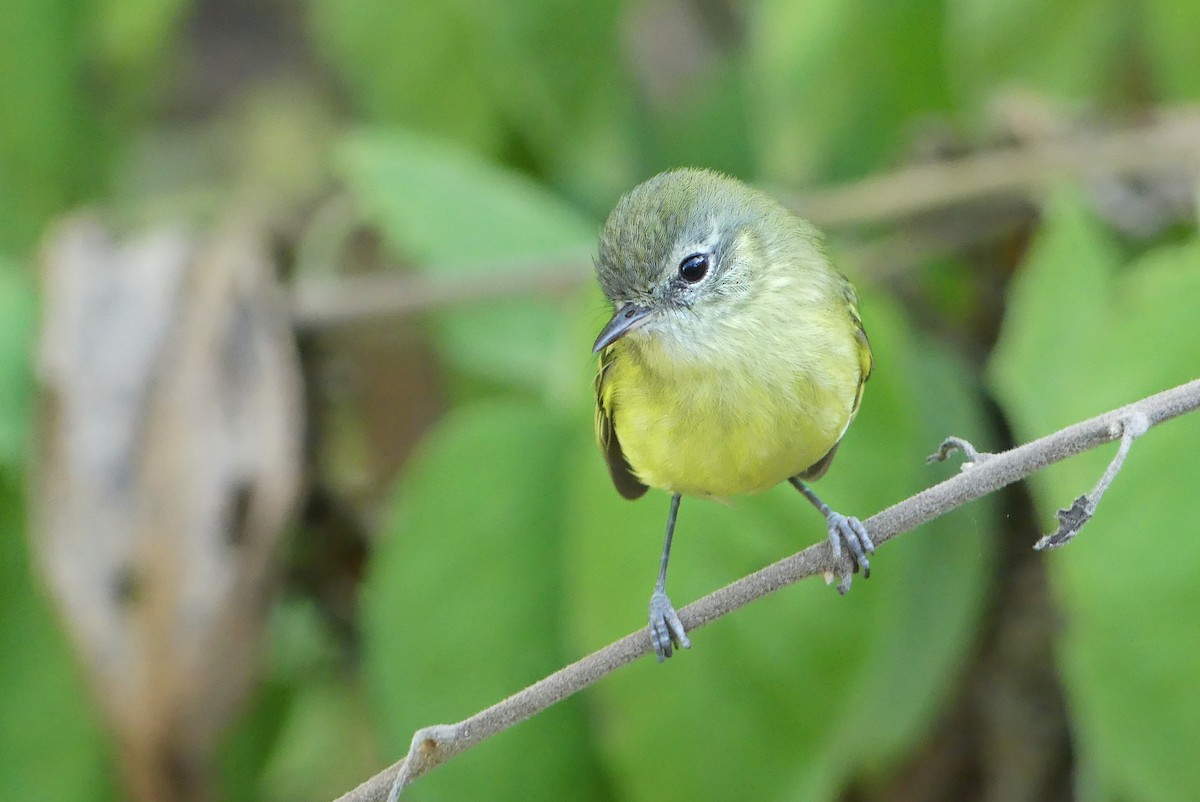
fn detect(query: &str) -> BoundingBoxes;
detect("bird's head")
[592,168,820,356]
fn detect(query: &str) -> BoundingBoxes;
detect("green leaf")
[340,129,594,264]
[337,129,594,392]
[0,0,182,252]
[0,257,36,468]
[0,1,102,249]
[458,0,632,205]
[1141,0,1200,100]
[638,53,755,181]
[565,294,993,800]
[308,0,635,206]
[255,676,380,802]
[219,597,355,802]
[945,0,1125,106]
[988,191,1120,437]
[92,0,192,75]
[218,677,294,802]
[0,478,114,802]
[308,0,506,155]
[748,0,952,183]
[362,401,607,801]
[989,194,1200,801]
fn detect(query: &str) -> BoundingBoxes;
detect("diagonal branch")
[332,377,1200,802]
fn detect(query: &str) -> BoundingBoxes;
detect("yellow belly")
[607,339,859,498]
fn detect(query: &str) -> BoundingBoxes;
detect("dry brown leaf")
[33,215,304,802]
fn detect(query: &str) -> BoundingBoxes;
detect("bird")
[591,168,874,662]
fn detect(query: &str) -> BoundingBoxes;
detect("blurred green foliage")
[0,0,1198,801]
[338,130,593,392]
[365,403,610,800]
[990,193,1200,800]
[0,479,114,802]
[751,0,953,182]
[0,0,188,250]
[0,258,36,469]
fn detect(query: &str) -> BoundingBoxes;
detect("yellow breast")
[600,308,864,498]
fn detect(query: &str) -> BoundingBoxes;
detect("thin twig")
[781,111,1200,227]
[927,435,991,465]
[292,113,1200,328]
[332,377,1200,802]
[1033,410,1150,550]
[289,254,589,329]
[288,213,1029,329]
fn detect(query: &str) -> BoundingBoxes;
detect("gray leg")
[648,493,690,661]
[788,478,874,593]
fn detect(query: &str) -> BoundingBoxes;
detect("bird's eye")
[678,253,709,283]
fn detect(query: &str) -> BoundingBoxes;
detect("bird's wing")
[843,278,873,418]
[801,277,872,482]
[594,349,649,500]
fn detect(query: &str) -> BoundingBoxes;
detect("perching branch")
[331,378,1200,802]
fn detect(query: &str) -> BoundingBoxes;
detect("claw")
[789,478,875,592]
[827,512,874,589]
[648,590,690,662]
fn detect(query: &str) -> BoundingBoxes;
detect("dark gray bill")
[592,303,653,353]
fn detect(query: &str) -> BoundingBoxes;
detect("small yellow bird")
[592,168,874,661]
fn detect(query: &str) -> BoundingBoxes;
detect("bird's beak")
[593,303,654,353]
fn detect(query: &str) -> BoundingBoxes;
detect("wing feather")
[801,277,872,481]
[842,278,872,417]
[594,349,648,500]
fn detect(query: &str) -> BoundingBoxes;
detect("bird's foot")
[648,590,690,662]
[826,512,875,594]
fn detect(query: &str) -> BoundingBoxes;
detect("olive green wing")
[594,349,648,500]
[799,277,873,482]
[843,277,873,416]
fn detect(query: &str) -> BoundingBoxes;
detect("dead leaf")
[33,215,304,802]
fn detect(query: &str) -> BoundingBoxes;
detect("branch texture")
[333,378,1200,802]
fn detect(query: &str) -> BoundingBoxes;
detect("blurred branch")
[291,111,1200,328]
[289,215,1025,328]
[332,378,1200,802]
[290,253,589,329]
[783,109,1200,227]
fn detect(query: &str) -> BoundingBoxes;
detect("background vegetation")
[1,1,1198,800]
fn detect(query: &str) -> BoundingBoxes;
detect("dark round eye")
[678,253,709,283]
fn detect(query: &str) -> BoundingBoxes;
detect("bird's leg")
[648,493,690,662]
[788,478,874,594]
